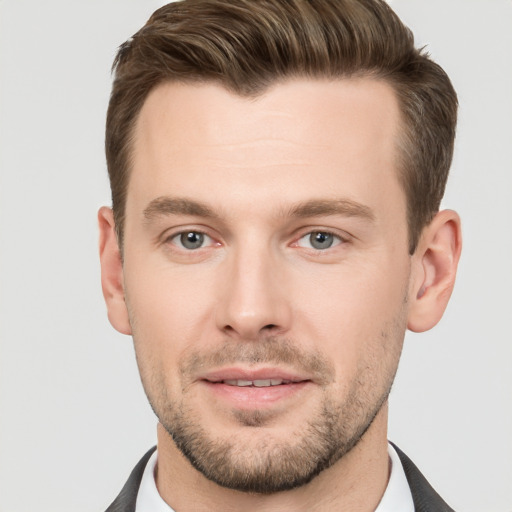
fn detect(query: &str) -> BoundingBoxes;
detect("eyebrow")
[143,197,219,220]
[142,196,375,222]
[286,199,375,221]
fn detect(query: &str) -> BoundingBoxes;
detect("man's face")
[120,79,413,492]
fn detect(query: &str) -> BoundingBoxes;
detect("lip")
[198,367,312,408]
[201,367,309,383]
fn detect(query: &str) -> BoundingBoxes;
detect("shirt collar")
[375,443,415,512]
[135,449,175,512]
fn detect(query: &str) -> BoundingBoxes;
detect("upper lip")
[200,367,310,384]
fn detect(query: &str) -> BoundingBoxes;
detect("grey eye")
[309,231,335,250]
[296,231,342,251]
[179,231,205,250]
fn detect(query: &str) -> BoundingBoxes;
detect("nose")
[215,246,292,340]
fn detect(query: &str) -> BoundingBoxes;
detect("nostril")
[263,324,277,330]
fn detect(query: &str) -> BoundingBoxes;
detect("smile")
[212,379,293,387]
[200,371,312,409]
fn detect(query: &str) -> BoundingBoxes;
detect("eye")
[171,231,212,250]
[297,231,342,250]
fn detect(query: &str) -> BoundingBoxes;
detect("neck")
[155,404,391,512]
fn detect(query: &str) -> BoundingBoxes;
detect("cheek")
[125,252,216,330]
[123,258,220,389]
[292,257,409,370]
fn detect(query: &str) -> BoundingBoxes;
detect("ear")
[98,207,132,335]
[407,210,462,333]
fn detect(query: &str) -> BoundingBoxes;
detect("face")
[119,79,413,492]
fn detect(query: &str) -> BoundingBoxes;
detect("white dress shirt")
[135,443,414,511]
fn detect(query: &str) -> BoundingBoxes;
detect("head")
[100,0,461,497]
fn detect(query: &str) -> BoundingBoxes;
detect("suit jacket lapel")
[391,443,455,512]
[105,447,157,512]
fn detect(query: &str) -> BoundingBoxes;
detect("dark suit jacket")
[105,444,455,511]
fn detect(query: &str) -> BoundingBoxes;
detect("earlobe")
[407,210,462,333]
[98,207,132,335]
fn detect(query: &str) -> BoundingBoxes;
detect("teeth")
[222,379,288,387]
[254,379,271,387]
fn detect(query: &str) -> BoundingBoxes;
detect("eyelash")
[165,230,216,251]
[294,230,345,251]
[163,228,348,253]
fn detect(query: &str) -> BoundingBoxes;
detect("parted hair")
[106,0,457,253]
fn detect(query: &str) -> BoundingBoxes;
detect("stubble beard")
[162,382,390,494]
[138,333,403,494]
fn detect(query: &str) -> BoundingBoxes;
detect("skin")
[99,78,461,511]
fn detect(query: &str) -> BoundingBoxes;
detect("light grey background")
[0,1,511,511]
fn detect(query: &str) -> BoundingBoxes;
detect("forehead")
[134,77,400,157]
[129,78,404,221]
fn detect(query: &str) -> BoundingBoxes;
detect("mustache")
[180,337,335,386]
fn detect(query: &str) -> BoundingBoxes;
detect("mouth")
[205,378,302,387]
[200,367,310,386]
[198,369,312,408]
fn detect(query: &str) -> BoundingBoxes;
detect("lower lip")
[202,380,311,408]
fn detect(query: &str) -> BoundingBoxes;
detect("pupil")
[311,232,333,249]
[181,232,204,249]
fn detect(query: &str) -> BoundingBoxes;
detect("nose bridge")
[216,238,290,339]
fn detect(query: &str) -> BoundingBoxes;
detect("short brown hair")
[106,0,457,253]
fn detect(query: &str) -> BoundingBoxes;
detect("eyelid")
[291,227,350,245]
[296,231,342,249]
[160,226,221,248]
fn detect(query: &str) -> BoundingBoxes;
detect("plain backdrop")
[1,1,511,511]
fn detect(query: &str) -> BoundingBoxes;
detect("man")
[98,0,461,510]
